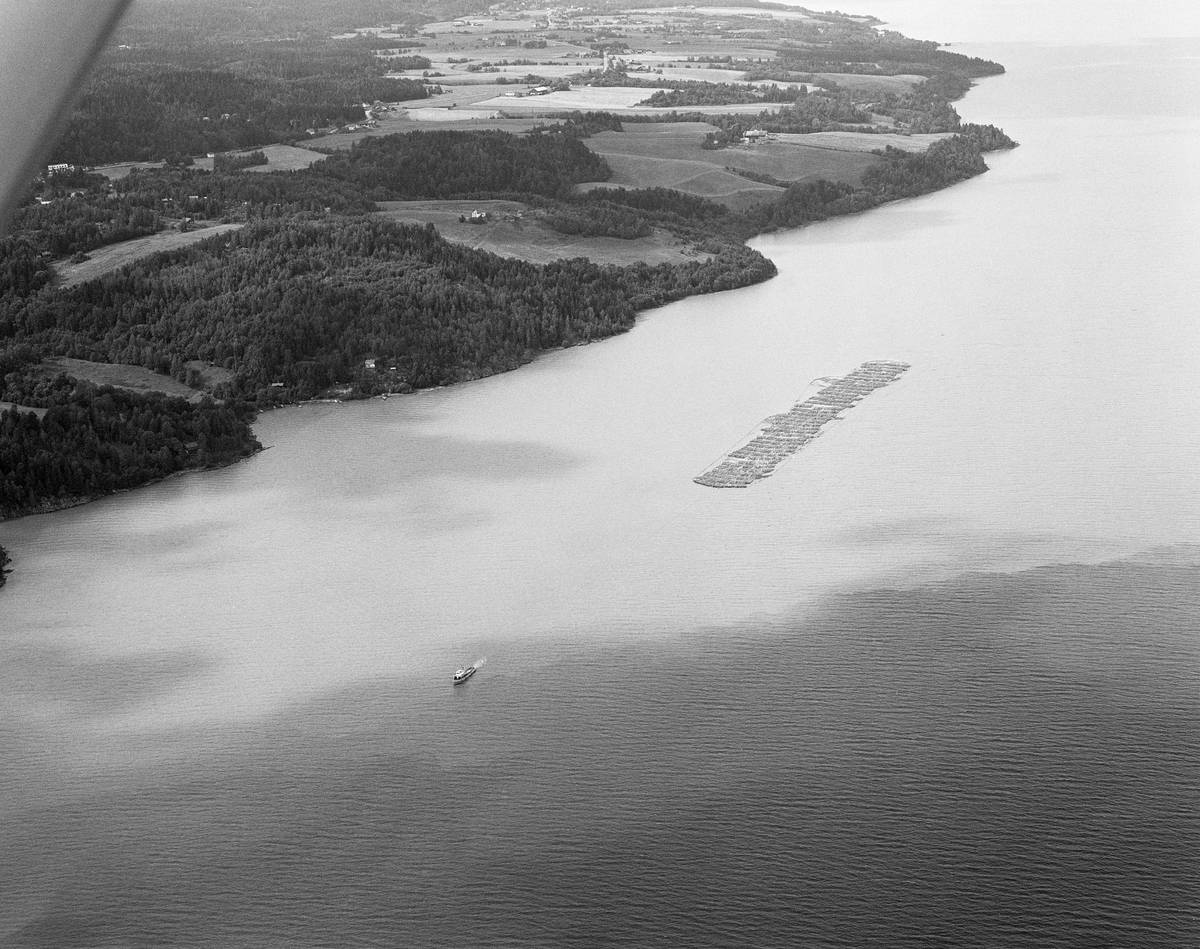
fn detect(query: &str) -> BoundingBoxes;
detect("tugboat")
[453,663,478,684]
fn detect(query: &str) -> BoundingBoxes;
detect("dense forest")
[13,171,165,259]
[0,374,259,519]
[49,0,446,166]
[2,217,774,401]
[776,33,1005,81]
[313,130,613,199]
[640,81,866,123]
[52,62,432,165]
[106,0,469,44]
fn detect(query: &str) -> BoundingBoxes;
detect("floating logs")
[694,360,910,488]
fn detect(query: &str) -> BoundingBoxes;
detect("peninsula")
[0,0,1014,543]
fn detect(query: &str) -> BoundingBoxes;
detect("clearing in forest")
[55,223,244,288]
[378,200,707,266]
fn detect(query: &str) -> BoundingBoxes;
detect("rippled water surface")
[3,19,1200,949]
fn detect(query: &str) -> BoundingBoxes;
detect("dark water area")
[6,556,1199,948]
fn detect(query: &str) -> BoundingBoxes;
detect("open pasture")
[55,223,243,288]
[810,73,928,94]
[193,145,328,173]
[632,42,777,60]
[773,130,956,153]
[583,123,879,206]
[312,115,540,149]
[399,108,503,122]
[37,358,201,401]
[421,17,542,33]
[378,200,702,266]
[683,6,817,20]
[243,145,330,172]
[469,86,788,116]
[92,160,166,181]
[418,63,586,83]
[414,84,525,107]
[638,66,751,84]
[580,162,783,211]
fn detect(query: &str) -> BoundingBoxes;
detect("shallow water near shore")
[4,28,1200,949]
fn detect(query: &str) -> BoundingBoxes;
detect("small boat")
[453,664,478,684]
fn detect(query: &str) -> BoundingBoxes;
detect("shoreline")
[0,455,259,525]
[0,20,1013,569]
[0,142,1004,538]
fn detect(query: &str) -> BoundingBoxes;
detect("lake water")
[3,15,1200,948]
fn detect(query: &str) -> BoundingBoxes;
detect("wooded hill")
[0,376,259,520]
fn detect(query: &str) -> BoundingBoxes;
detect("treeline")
[1,217,774,403]
[108,0,440,45]
[0,108,1014,526]
[313,130,612,199]
[0,373,260,519]
[213,151,269,173]
[0,239,53,298]
[641,82,866,121]
[13,194,162,259]
[777,35,1005,80]
[109,163,378,219]
[868,74,973,132]
[561,187,732,245]
[0,133,1003,413]
[3,162,377,266]
[740,134,992,234]
[537,206,652,240]
[959,123,1018,151]
[531,111,625,138]
[389,55,433,70]
[52,63,431,165]
[0,544,8,587]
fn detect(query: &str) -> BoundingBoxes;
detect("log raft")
[694,360,910,488]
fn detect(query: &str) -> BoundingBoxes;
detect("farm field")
[473,87,658,111]
[581,123,881,208]
[581,165,782,210]
[193,145,329,173]
[92,160,166,181]
[773,131,957,153]
[55,223,243,288]
[38,358,202,401]
[419,84,536,106]
[378,200,705,266]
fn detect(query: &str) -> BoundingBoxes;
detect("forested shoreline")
[0,121,1012,526]
[0,2,1019,574]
